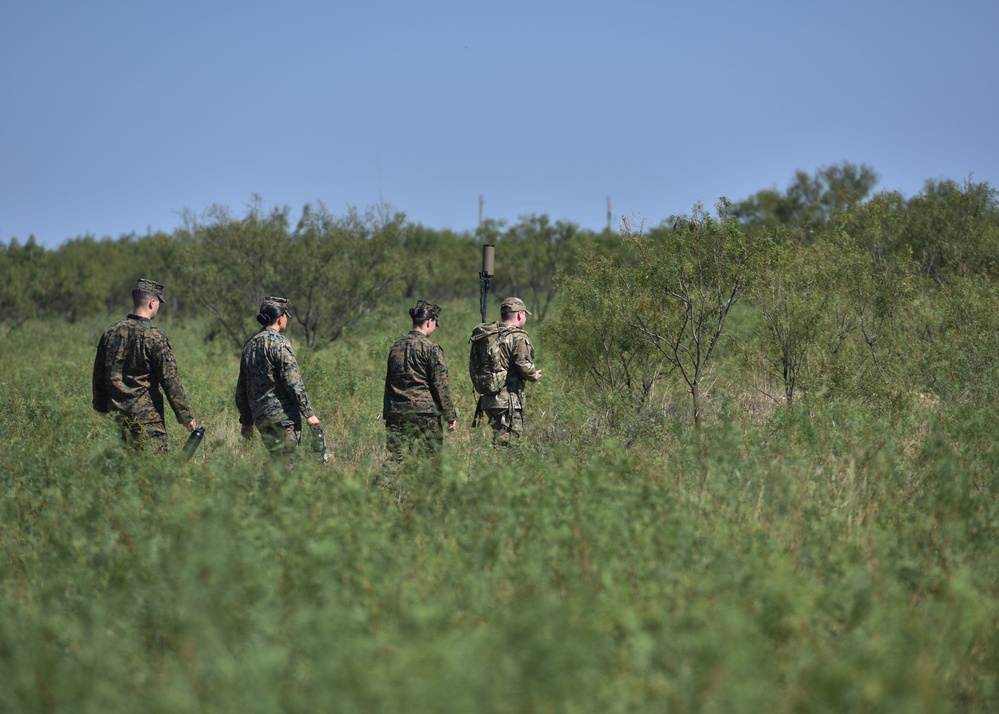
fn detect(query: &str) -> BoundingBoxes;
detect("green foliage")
[2,315,998,712]
[902,178,999,279]
[4,172,999,709]
[168,200,412,350]
[0,233,172,332]
[288,203,408,347]
[0,237,47,334]
[543,246,671,437]
[497,214,582,322]
[907,274,999,403]
[625,203,779,429]
[730,161,880,229]
[398,224,480,300]
[169,200,294,348]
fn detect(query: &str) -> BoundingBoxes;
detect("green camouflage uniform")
[92,315,194,453]
[383,330,457,459]
[235,327,315,455]
[478,323,540,446]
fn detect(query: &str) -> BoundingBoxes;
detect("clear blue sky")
[2,0,997,248]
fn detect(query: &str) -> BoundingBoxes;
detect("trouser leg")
[257,419,301,457]
[116,413,169,453]
[486,407,523,447]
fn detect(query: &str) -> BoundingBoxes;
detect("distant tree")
[627,203,778,430]
[170,199,288,348]
[750,237,865,404]
[170,198,409,350]
[910,274,999,402]
[498,214,581,322]
[543,247,673,430]
[287,203,406,348]
[0,237,47,335]
[731,162,879,230]
[398,224,479,301]
[901,178,999,279]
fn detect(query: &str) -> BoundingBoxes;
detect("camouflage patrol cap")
[414,300,442,324]
[135,278,165,300]
[500,296,532,315]
[261,296,289,311]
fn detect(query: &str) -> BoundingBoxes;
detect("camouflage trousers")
[114,412,169,453]
[384,413,443,461]
[483,404,524,447]
[256,418,302,457]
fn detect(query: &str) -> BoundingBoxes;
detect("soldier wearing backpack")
[469,297,542,447]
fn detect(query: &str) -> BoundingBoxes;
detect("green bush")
[2,306,997,712]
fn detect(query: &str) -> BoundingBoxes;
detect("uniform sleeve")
[428,344,457,422]
[382,362,392,421]
[235,357,253,426]
[153,332,195,425]
[92,334,109,413]
[277,342,315,420]
[511,334,539,382]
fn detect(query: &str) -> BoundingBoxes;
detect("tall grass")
[1,303,996,712]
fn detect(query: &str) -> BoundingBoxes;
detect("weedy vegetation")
[2,172,998,712]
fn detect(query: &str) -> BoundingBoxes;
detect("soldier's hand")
[447,419,457,432]
[187,419,197,431]
[307,415,321,427]
[534,369,542,381]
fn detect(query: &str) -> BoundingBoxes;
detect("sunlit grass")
[1,306,996,713]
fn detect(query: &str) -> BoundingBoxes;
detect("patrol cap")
[261,296,289,312]
[135,278,165,300]
[500,296,532,315]
[413,299,442,324]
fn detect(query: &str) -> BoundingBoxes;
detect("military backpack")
[468,322,525,395]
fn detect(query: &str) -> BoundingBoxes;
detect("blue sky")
[2,0,997,248]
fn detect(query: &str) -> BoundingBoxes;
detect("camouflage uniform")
[92,282,194,453]
[235,326,315,456]
[383,328,457,459]
[478,323,540,446]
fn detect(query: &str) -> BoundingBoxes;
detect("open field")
[2,301,997,713]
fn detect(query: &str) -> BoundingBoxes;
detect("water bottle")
[183,427,205,459]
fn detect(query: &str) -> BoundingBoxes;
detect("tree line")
[4,164,998,425]
[0,195,596,343]
[547,168,999,437]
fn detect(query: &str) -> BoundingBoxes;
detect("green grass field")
[1,302,996,713]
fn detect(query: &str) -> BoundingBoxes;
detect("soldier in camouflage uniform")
[382,300,457,461]
[478,297,542,446]
[92,278,197,453]
[235,297,320,456]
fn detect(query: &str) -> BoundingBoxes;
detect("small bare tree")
[622,203,778,431]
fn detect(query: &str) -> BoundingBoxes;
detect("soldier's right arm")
[153,333,195,425]
[276,342,316,420]
[510,333,540,383]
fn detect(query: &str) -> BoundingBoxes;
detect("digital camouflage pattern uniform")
[477,322,540,446]
[235,321,315,456]
[382,312,457,460]
[92,281,193,453]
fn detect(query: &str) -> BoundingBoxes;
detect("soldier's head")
[132,278,165,318]
[410,300,441,334]
[500,296,532,326]
[257,296,289,332]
